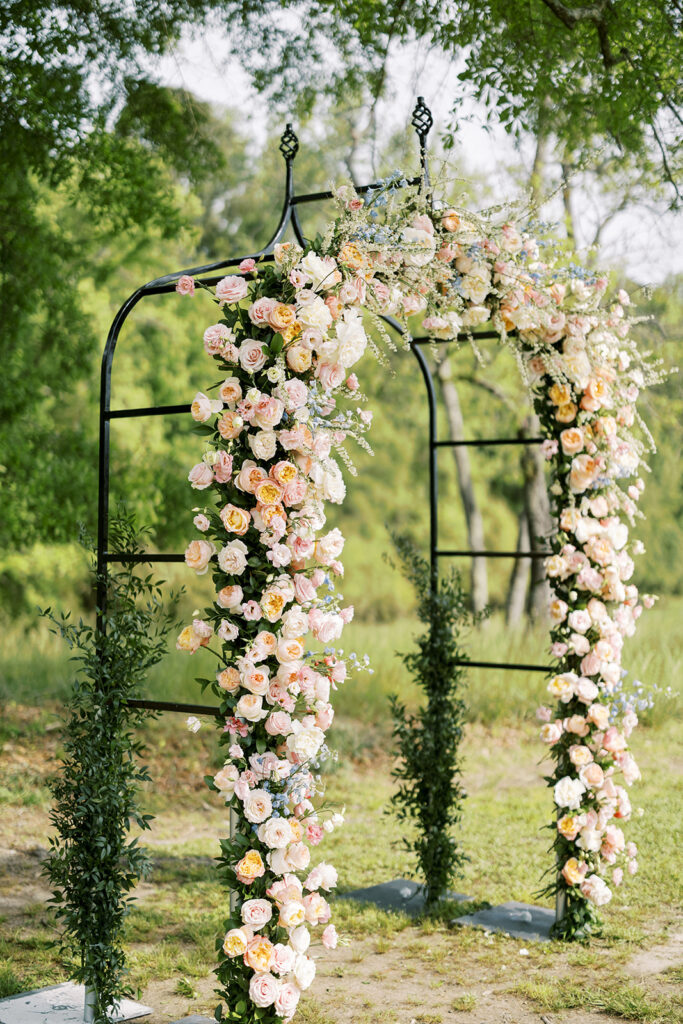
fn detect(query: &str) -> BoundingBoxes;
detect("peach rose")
[217,667,240,692]
[219,377,243,404]
[222,927,250,957]
[188,461,214,490]
[220,503,250,535]
[286,343,313,373]
[557,814,581,840]
[217,410,244,439]
[184,538,215,575]
[560,427,584,455]
[561,857,584,886]
[569,454,601,493]
[244,935,274,972]
[236,851,266,884]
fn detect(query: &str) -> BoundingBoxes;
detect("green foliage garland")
[388,535,477,907]
[43,513,178,1022]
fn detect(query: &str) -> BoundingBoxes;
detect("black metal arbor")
[97,96,551,729]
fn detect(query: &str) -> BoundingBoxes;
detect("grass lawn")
[0,603,681,1022]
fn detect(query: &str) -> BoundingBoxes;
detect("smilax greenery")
[42,512,180,1022]
[388,534,480,907]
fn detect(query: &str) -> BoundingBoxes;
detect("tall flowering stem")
[175,175,664,1017]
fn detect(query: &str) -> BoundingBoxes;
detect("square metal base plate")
[453,899,555,941]
[342,877,469,915]
[0,983,152,1023]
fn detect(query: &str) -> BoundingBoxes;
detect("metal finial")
[279,123,299,161]
[411,96,433,148]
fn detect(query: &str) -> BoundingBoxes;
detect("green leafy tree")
[212,0,682,204]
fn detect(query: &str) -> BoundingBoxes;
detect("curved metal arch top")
[96,98,437,623]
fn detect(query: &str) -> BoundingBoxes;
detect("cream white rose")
[217,539,249,575]
[249,430,278,460]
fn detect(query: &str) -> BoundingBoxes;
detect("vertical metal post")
[229,808,238,915]
[83,983,96,1022]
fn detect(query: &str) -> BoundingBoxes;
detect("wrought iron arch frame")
[97,96,552,732]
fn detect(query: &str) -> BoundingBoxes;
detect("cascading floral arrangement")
[174,172,662,1017]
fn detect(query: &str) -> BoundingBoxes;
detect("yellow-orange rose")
[220,503,250,535]
[557,814,581,840]
[560,428,584,455]
[269,303,296,332]
[556,402,578,423]
[549,382,572,406]
[235,849,266,885]
[223,928,249,957]
[255,480,283,506]
[244,935,274,972]
[561,857,583,885]
[261,588,286,622]
[282,321,302,343]
[441,209,460,232]
[339,242,365,269]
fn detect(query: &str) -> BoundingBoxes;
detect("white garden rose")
[249,430,278,460]
[334,309,367,367]
[293,954,316,991]
[243,789,273,823]
[401,226,436,267]
[235,693,268,722]
[554,776,586,810]
[258,816,293,849]
[309,459,346,504]
[281,606,309,639]
[286,723,325,761]
[300,251,336,291]
[298,295,333,332]
[217,539,248,575]
[289,925,310,953]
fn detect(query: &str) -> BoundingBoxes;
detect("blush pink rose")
[321,924,338,949]
[175,275,195,296]
[216,275,248,304]
[188,462,214,490]
[249,973,278,1008]
[214,451,233,484]
[249,297,277,326]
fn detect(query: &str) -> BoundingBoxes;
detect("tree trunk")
[529,104,551,207]
[436,357,488,614]
[506,511,530,627]
[521,416,552,621]
[561,160,577,246]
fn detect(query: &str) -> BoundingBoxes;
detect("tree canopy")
[215,0,682,204]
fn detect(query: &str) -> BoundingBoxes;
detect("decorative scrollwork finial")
[411,96,433,149]
[279,123,299,162]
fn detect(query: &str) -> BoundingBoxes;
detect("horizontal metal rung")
[107,404,190,419]
[436,549,550,558]
[412,329,517,345]
[126,699,223,717]
[104,552,185,563]
[453,659,550,672]
[291,176,421,205]
[434,437,543,447]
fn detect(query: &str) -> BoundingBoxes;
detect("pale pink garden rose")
[286,842,311,872]
[184,538,215,575]
[175,275,195,296]
[575,677,599,704]
[271,944,296,976]
[248,972,278,1008]
[549,598,569,623]
[239,257,256,273]
[249,430,278,461]
[254,395,285,430]
[189,464,214,491]
[239,338,269,373]
[243,790,273,824]
[213,450,233,484]
[602,726,627,753]
[580,874,612,906]
[579,762,605,789]
[265,711,293,737]
[193,513,210,531]
[540,722,563,744]
[216,275,248,305]
[218,539,248,575]
[281,378,308,411]
[293,953,317,991]
[274,982,300,1018]
[242,665,270,696]
[306,822,325,845]
[302,892,330,925]
[616,752,641,784]
[612,867,624,886]
[547,673,577,703]
[316,703,334,730]
[217,619,239,642]
[568,744,593,767]
[565,714,590,737]
[316,361,346,390]
[568,633,590,656]
[203,323,233,355]
[217,584,243,608]
[587,703,610,730]
[214,764,239,793]
[545,554,569,580]
[259,817,293,849]
[279,900,306,929]
[305,862,337,891]
[321,924,338,949]
[567,609,591,634]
